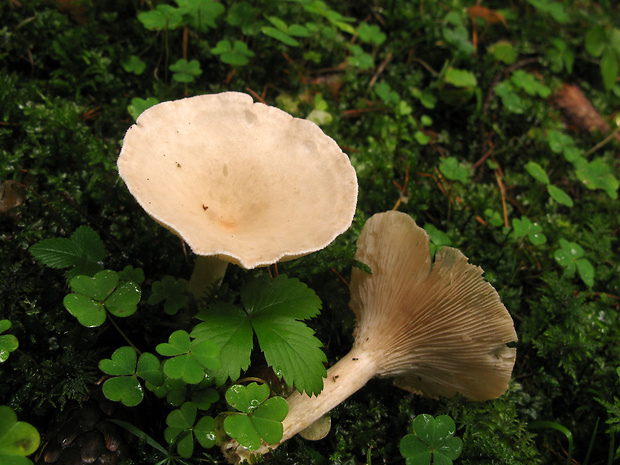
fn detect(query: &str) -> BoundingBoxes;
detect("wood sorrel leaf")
[63,293,106,327]
[102,376,143,407]
[105,281,141,317]
[0,405,41,459]
[69,270,118,301]
[99,346,137,376]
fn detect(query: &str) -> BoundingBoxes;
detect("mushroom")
[117,92,358,297]
[224,210,517,462]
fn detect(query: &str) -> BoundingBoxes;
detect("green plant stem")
[222,345,378,462]
[106,312,142,355]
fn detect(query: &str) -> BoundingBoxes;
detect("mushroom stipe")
[223,210,517,463]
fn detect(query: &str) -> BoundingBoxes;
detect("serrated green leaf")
[99,346,137,376]
[63,294,106,327]
[29,238,82,269]
[69,270,119,301]
[102,376,143,407]
[252,315,326,395]
[241,274,322,320]
[192,303,253,385]
[71,226,106,263]
[105,282,141,317]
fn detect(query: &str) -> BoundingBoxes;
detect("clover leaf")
[554,239,595,288]
[192,274,327,395]
[157,330,221,384]
[439,157,471,184]
[99,347,163,406]
[511,216,547,246]
[223,383,288,451]
[148,275,188,315]
[211,40,255,66]
[400,414,463,465]
[0,320,18,363]
[63,270,142,327]
[169,59,202,83]
[0,406,41,465]
[164,402,216,458]
[128,97,159,120]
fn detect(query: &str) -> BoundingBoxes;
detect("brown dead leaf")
[467,6,508,28]
[553,84,619,140]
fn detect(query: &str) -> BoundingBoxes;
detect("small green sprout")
[62,270,141,327]
[169,59,202,83]
[156,330,221,384]
[262,15,310,47]
[164,402,216,458]
[128,97,159,120]
[510,216,547,246]
[210,40,255,66]
[525,161,574,207]
[439,157,471,184]
[0,320,18,363]
[148,276,188,315]
[400,414,463,465]
[223,382,288,451]
[554,238,595,287]
[121,55,146,75]
[0,406,41,465]
[99,346,164,406]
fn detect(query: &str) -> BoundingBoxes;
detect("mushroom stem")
[223,345,378,462]
[187,255,229,299]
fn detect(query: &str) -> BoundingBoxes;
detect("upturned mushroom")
[223,210,517,462]
[117,92,358,297]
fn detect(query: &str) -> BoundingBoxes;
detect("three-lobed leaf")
[223,383,288,450]
[193,274,326,394]
[157,330,221,384]
[99,347,163,406]
[400,414,463,465]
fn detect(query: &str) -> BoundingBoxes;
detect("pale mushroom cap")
[349,211,517,401]
[118,92,358,268]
